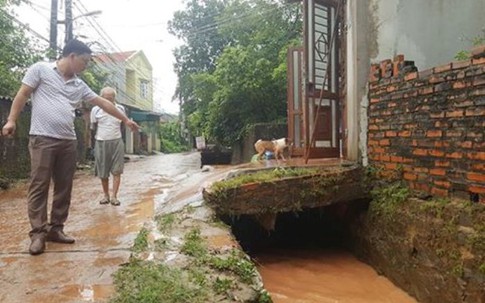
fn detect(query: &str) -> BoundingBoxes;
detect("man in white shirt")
[2,39,139,255]
[90,87,126,206]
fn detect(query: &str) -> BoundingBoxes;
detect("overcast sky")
[15,0,185,114]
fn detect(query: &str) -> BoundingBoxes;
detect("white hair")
[100,86,117,97]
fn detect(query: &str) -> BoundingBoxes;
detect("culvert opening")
[217,199,419,303]
[218,199,370,255]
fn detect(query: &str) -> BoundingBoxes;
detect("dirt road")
[0,152,223,303]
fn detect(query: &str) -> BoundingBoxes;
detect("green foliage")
[132,228,149,253]
[370,182,410,218]
[181,227,208,259]
[0,1,43,96]
[455,29,485,60]
[160,121,190,153]
[110,259,208,303]
[211,168,320,193]
[208,250,256,283]
[169,0,302,146]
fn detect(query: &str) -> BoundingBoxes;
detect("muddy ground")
[0,152,241,302]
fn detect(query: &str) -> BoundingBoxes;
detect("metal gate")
[288,0,345,159]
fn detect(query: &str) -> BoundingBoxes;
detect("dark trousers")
[28,136,77,239]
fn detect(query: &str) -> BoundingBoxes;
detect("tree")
[0,0,43,96]
[169,0,302,146]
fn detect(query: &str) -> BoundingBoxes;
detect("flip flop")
[111,198,120,206]
[99,197,110,205]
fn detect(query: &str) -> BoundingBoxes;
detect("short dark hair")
[62,39,92,57]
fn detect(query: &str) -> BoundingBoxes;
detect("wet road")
[0,152,226,303]
[1,153,418,303]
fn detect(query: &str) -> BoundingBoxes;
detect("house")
[287,0,485,162]
[288,0,485,200]
[94,50,161,154]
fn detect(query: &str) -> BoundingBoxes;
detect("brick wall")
[367,46,485,202]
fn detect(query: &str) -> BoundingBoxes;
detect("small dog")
[254,138,291,161]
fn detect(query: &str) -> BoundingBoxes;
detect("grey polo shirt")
[22,62,98,140]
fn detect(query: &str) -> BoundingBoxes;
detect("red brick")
[469,185,485,194]
[435,160,450,167]
[381,155,391,162]
[431,187,449,197]
[447,152,463,159]
[373,147,385,153]
[369,64,381,82]
[390,156,403,163]
[386,131,397,137]
[472,57,485,65]
[430,168,446,176]
[413,149,428,156]
[452,81,467,89]
[446,110,464,118]
[419,87,434,95]
[426,130,442,138]
[434,180,451,189]
[399,130,411,137]
[414,167,429,173]
[434,63,452,73]
[470,87,485,96]
[368,140,379,146]
[414,183,431,192]
[446,130,462,137]
[468,152,485,161]
[434,141,450,148]
[385,163,398,170]
[430,150,445,157]
[369,124,379,131]
[370,98,380,103]
[380,139,391,146]
[472,163,485,171]
[467,172,485,183]
[471,45,485,58]
[473,76,485,87]
[404,173,417,181]
[405,72,418,81]
[430,112,445,118]
[452,60,471,70]
[465,108,485,116]
[459,141,473,149]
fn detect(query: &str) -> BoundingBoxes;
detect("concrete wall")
[371,0,485,69]
[346,0,485,164]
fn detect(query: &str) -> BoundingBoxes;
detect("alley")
[0,152,229,303]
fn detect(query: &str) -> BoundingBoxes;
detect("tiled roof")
[94,51,136,64]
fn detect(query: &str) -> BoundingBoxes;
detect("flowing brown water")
[255,249,418,303]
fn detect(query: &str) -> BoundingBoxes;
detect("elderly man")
[2,39,139,255]
[90,87,126,207]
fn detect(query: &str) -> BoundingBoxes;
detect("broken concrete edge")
[109,204,272,303]
[203,165,369,218]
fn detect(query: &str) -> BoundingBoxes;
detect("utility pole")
[49,0,58,59]
[65,0,73,43]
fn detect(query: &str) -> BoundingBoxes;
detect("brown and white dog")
[254,138,291,161]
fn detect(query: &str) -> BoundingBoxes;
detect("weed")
[156,213,176,232]
[181,227,208,259]
[110,260,208,303]
[132,228,149,253]
[209,250,256,283]
[212,277,233,294]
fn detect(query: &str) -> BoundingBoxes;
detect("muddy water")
[255,249,417,303]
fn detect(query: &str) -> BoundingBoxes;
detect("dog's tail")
[255,139,262,144]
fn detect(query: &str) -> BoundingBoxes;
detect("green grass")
[211,167,321,192]
[110,260,208,303]
[132,228,149,253]
[181,227,208,259]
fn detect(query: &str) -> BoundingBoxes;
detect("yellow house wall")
[126,54,153,111]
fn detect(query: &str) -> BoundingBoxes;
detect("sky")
[14,0,185,114]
